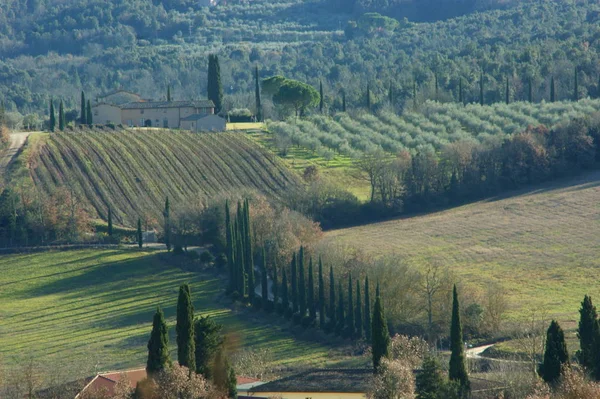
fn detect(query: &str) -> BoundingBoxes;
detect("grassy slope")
[0,249,346,379]
[27,129,300,225]
[325,170,600,325]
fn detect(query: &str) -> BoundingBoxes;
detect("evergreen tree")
[329,265,336,331]
[272,264,279,305]
[355,280,363,339]
[574,67,579,101]
[318,257,325,329]
[388,82,393,105]
[371,293,389,371]
[291,253,298,313]
[225,201,235,293]
[107,207,113,237]
[281,268,289,312]
[366,84,371,111]
[234,205,246,296]
[49,98,55,132]
[261,248,269,309]
[551,76,556,102]
[207,54,224,114]
[164,197,171,252]
[194,315,224,379]
[244,199,254,303]
[58,100,65,131]
[86,100,93,125]
[413,81,418,108]
[308,258,316,321]
[376,281,380,297]
[479,72,484,106]
[528,77,533,103]
[416,356,447,399]
[80,91,86,125]
[146,307,171,376]
[591,321,600,380]
[346,274,354,338]
[336,281,345,336]
[364,276,372,342]
[577,295,597,370]
[298,247,306,317]
[255,66,262,122]
[458,78,463,105]
[505,77,510,105]
[226,362,238,399]
[176,284,195,371]
[342,91,346,112]
[137,218,143,249]
[435,74,439,101]
[167,85,171,102]
[540,320,569,384]
[449,285,470,394]
[319,80,324,113]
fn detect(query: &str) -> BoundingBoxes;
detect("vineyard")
[268,99,600,157]
[28,128,300,225]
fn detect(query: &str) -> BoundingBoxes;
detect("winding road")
[0,132,30,173]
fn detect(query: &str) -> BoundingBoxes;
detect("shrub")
[173,245,184,255]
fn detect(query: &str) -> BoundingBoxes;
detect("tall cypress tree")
[137,218,143,249]
[107,207,113,237]
[298,247,306,317]
[244,200,254,303]
[255,66,262,122]
[167,85,172,102]
[366,84,371,111]
[435,74,439,101]
[342,91,346,112]
[574,67,579,101]
[164,197,171,252]
[388,82,393,106]
[551,76,556,102]
[449,285,470,394]
[308,258,316,321]
[458,78,463,105]
[194,315,223,379]
[319,80,324,113]
[49,98,55,132]
[176,284,195,371]
[371,293,389,371]
[336,281,345,336]
[413,81,418,109]
[207,54,224,114]
[355,280,363,339]
[147,307,171,376]
[86,100,93,125]
[272,264,279,305]
[318,257,325,329]
[281,268,289,313]
[80,91,87,125]
[577,295,597,370]
[505,77,510,105]
[291,253,298,313]
[346,274,354,338]
[261,248,269,309]
[528,77,533,103]
[364,276,371,342]
[329,265,336,332]
[540,320,569,384]
[225,201,235,293]
[479,72,484,106]
[59,100,65,131]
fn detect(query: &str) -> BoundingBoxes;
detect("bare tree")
[483,283,508,336]
[513,308,549,375]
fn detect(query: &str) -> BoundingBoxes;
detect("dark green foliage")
[346,273,354,338]
[107,207,113,237]
[318,257,325,329]
[308,258,316,321]
[366,83,371,111]
[58,100,65,131]
[291,252,298,313]
[551,76,556,102]
[413,81,418,108]
[243,199,254,303]
[281,267,289,314]
[272,263,279,305]
[371,293,389,371]
[342,91,346,112]
[574,67,579,101]
[194,315,223,379]
[479,72,484,106]
[435,74,439,101]
[458,78,463,104]
[225,201,235,294]
[271,78,319,117]
[227,363,238,399]
[417,356,458,399]
[146,307,171,376]
[207,54,223,113]
[164,197,171,252]
[528,77,533,103]
[591,321,600,380]
[577,295,597,370]
[86,100,92,125]
[255,66,262,122]
[298,247,306,317]
[355,280,363,339]
[388,82,393,105]
[449,285,470,394]
[540,320,569,384]
[261,249,269,309]
[137,218,143,248]
[364,276,371,342]
[167,85,171,102]
[319,80,324,113]
[336,281,345,336]
[505,77,510,105]
[176,284,195,371]
[80,91,86,125]
[328,265,336,332]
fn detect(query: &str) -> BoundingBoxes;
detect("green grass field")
[326,170,600,325]
[0,249,345,380]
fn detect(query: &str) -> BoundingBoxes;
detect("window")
[163,118,169,128]
[127,120,132,127]
[140,118,144,126]
[140,110,144,114]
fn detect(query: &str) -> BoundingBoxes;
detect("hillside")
[0,249,346,383]
[325,170,600,323]
[26,128,300,225]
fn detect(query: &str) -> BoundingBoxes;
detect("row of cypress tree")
[225,199,254,302]
[47,94,93,132]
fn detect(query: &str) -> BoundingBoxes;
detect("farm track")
[0,132,30,183]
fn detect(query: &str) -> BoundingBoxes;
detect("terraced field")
[28,128,300,225]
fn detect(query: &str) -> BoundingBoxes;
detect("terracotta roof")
[76,368,147,398]
[120,100,215,109]
[249,368,373,393]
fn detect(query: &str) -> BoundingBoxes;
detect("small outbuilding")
[180,113,227,132]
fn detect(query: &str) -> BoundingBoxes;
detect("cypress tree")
[236,202,245,295]
[336,281,345,336]
[371,292,389,371]
[355,280,363,339]
[308,258,316,321]
[449,285,470,394]
[225,201,235,293]
[80,91,86,125]
[137,218,143,249]
[291,253,298,313]
[59,100,65,131]
[319,80,324,113]
[458,78,463,105]
[49,98,55,132]
[574,67,579,101]
[388,82,393,105]
[244,199,254,303]
[479,72,484,106]
[413,81,418,109]
[281,267,289,312]
[167,85,172,102]
[505,77,510,105]
[176,284,195,371]
[146,307,171,376]
[364,276,372,342]
[107,207,113,237]
[577,295,597,370]
[194,315,223,379]
[207,54,224,114]
[416,356,446,399]
[528,77,533,103]
[318,257,325,329]
[255,66,262,122]
[342,91,346,112]
[86,100,93,125]
[435,74,439,101]
[376,281,380,298]
[346,274,354,338]
[261,248,269,309]
[272,264,279,305]
[164,197,171,252]
[366,84,371,111]
[551,76,556,102]
[591,321,600,380]
[298,247,306,317]
[329,265,336,331]
[540,320,569,384]
[226,362,238,399]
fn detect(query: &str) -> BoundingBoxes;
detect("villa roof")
[120,100,215,110]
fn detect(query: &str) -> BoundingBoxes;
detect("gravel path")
[0,132,30,173]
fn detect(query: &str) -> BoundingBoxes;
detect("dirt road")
[0,132,30,172]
